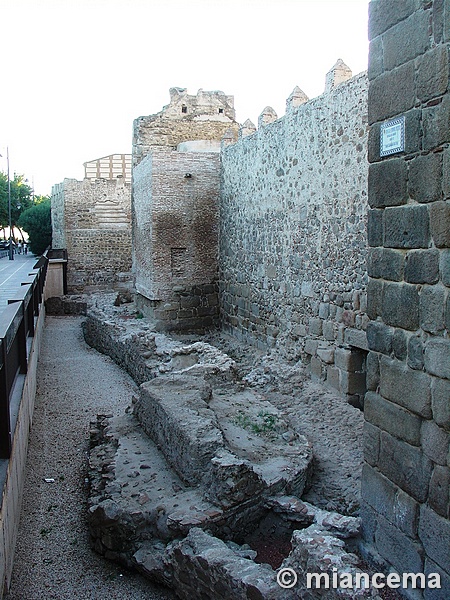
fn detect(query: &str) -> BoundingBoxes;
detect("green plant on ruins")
[233,410,280,436]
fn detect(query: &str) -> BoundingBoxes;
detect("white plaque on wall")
[380,116,405,157]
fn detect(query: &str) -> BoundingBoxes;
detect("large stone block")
[368,36,384,81]
[428,465,450,518]
[359,501,378,545]
[446,293,450,331]
[375,513,424,575]
[368,61,416,124]
[335,346,365,372]
[431,376,450,431]
[420,285,445,334]
[444,147,450,199]
[407,335,425,371]
[368,159,408,208]
[392,328,408,361]
[368,0,423,41]
[421,419,449,466]
[367,208,384,246]
[384,204,430,249]
[441,249,450,287]
[366,321,393,355]
[382,282,419,330]
[343,327,368,350]
[424,338,450,379]
[383,9,431,71]
[379,431,433,502]
[367,278,384,320]
[366,351,380,391]
[419,505,450,574]
[380,356,432,417]
[417,45,449,103]
[363,421,380,466]
[409,153,443,204]
[424,558,450,600]
[429,201,450,248]
[367,247,404,281]
[423,94,450,152]
[361,464,419,539]
[365,391,422,446]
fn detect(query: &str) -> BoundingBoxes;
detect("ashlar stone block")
[384,205,430,249]
[366,391,422,446]
[380,356,432,417]
[421,419,449,466]
[382,282,420,330]
[379,431,433,503]
[429,201,450,248]
[408,153,443,205]
[368,159,408,208]
[431,376,450,431]
[420,286,446,334]
[419,504,450,574]
[424,338,450,380]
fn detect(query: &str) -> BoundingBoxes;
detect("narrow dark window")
[181,106,187,114]
[218,108,224,114]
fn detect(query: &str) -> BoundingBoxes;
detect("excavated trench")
[80,294,381,599]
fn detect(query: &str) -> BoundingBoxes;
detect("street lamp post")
[7,148,13,260]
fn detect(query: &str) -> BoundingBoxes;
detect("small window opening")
[218,108,224,114]
[181,106,187,114]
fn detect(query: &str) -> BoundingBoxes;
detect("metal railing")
[0,252,49,458]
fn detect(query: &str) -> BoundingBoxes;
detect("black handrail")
[0,251,49,458]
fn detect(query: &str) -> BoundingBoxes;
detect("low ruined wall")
[220,72,369,404]
[82,312,157,386]
[361,1,450,595]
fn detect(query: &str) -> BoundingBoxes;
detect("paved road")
[0,254,37,309]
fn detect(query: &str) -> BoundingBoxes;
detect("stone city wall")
[361,0,450,596]
[51,177,132,291]
[133,149,221,331]
[219,71,369,405]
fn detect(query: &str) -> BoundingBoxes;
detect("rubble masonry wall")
[219,72,369,403]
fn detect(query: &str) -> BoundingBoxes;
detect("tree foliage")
[18,198,52,256]
[0,172,34,232]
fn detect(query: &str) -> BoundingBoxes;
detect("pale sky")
[0,0,369,196]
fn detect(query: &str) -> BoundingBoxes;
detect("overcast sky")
[1,0,369,196]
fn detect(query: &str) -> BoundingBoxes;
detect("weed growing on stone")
[234,410,279,436]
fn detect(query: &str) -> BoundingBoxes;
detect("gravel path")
[6,316,175,600]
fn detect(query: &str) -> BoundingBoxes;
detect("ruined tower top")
[133,88,239,166]
[164,87,236,122]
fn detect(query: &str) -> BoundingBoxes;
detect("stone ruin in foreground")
[83,306,377,599]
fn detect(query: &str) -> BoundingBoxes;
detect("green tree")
[0,172,34,238]
[18,198,52,255]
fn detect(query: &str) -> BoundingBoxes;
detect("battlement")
[237,59,357,141]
